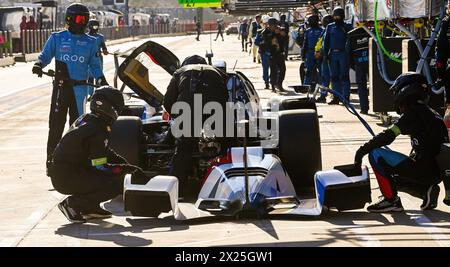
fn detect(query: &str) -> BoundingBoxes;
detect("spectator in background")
[239,18,249,52]
[255,15,271,89]
[20,16,28,31]
[27,16,38,30]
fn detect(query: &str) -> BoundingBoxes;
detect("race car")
[108,40,373,220]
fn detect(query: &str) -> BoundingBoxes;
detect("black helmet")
[322,15,333,28]
[332,7,345,21]
[90,86,124,124]
[181,55,207,67]
[88,19,100,34]
[307,15,319,27]
[66,3,90,34]
[389,72,430,114]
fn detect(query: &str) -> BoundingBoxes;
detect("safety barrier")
[7,21,217,63]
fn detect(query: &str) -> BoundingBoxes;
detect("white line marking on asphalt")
[0,82,51,99]
[402,197,450,247]
[0,95,50,118]
[323,123,382,247]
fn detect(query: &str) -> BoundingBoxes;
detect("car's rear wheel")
[110,116,143,167]
[278,110,322,193]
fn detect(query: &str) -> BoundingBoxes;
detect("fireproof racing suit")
[302,26,324,87]
[50,114,136,213]
[355,104,449,200]
[87,32,107,96]
[37,29,105,163]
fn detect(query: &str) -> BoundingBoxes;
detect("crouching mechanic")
[163,55,228,197]
[354,73,449,213]
[50,87,145,223]
[32,3,108,175]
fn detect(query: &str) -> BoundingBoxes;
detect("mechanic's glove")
[97,76,109,86]
[103,50,109,56]
[32,63,43,77]
[354,129,397,165]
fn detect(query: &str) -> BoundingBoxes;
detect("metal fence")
[13,22,216,56]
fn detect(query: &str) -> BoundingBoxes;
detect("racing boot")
[328,98,340,105]
[58,197,86,223]
[420,184,440,210]
[367,196,404,213]
[82,205,113,220]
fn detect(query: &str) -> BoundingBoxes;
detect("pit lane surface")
[1,34,450,247]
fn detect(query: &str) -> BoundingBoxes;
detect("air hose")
[363,26,395,85]
[374,0,402,63]
[318,85,376,137]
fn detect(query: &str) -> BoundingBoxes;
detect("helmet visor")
[74,15,89,25]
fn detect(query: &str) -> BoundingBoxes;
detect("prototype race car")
[109,40,373,220]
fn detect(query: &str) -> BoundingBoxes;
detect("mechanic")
[255,15,271,89]
[322,7,353,105]
[32,3,108,176]
[239,18,249,52]
[195,17,201,41]
[214,18,225,42]
[315,15,334,103]
[50,87,145,223]
[279,14,290,61]
[265,17,287,92]
[354,73,449,213]
[250,14,262,63]
[346,22,370,114]
[87,19,109,97]
[163,55,229,197]
[301,14,323,91]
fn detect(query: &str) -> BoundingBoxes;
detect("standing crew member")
[346,23,370,114]
[214,18,225,41]
[250,14,262,63]
[266,18,287,92]
[32,3,108,175]
[195,17,202,41]
[322,7,353,104]
[302,15,323,90]
[88,19,109,97]
[354,73,449,212]
[51,87,145,223]
[256,16,271,89]
[239,18,249,52]
[279,14,290,61]
[315,15,333,103]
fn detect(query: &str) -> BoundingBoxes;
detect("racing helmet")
[66,3,90,34]
[181,55,207,67]
[389,72,430,114]
[332,7,345,22]
[322,15,333,28]
[90,86,125,124]
[88,19,100,34]
[307,14,320,27]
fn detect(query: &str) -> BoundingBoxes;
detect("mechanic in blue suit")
[322,7,353,105]
[32,3,108,175]
[301,14,323,89]
[87,19,109,97]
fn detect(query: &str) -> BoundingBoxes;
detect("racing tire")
[278,98,317,112]
[278,110,322,191]
[110,116,143,167]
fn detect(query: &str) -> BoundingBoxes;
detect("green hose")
[374,0,402,63]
